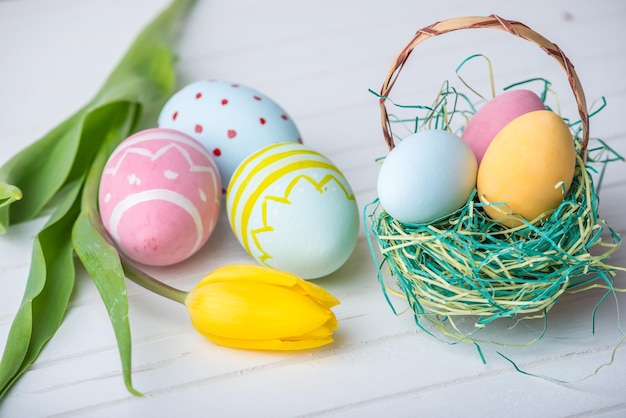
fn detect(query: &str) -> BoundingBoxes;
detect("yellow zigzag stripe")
[250,173,356,264]
[228,146,319,232]
[238,161,337,253]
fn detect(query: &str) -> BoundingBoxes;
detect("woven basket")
[368,15,620,340]
[379,15,589,156]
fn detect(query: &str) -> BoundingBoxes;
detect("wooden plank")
[1,0,625,416]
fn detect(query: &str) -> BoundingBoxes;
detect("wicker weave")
[369,15,620,338]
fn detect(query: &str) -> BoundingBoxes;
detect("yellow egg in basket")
[477,109,577,227]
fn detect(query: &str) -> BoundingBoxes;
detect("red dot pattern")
[165,83,299,169]
[170,87,293,138]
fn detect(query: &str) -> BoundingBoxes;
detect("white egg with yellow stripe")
[227,142,359,279]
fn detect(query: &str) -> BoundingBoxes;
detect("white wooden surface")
[1,0,626,416]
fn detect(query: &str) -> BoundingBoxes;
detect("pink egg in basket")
[462,89,545,163]
[98,128,222,266]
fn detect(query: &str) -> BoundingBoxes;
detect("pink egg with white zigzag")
[98,128,222,266]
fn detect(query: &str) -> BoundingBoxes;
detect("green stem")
[121,256,188,305]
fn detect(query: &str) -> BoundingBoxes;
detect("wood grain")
[1,0,625,416]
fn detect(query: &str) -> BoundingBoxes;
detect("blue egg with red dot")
[158,80,302,187]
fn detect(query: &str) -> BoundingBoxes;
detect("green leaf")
[0,0,196,398]
[74,210,141,396]
[72,101,141,395]
[0,102,135,397]
[0,111,86,226]
[0,0,195,230]
[0,184,21,234]
[0,179,82,397]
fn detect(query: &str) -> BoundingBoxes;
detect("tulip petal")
[185,264,341,351]
[186,281,334,340]
[288,318,337,340]
[292,279,340,309]
[196,265,340,309]
[196,264,299,287]
[202,333,334,351]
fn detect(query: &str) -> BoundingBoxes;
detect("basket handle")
[379,14,589,155]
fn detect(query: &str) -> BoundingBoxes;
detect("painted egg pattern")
[158,79,302,187]
[98,128,222,266]
[227,142,360,280]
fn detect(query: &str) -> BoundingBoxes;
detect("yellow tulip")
[185,264,340,350]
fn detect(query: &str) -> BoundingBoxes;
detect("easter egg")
[158,79,302,186]
[227,142,359,279]
[462,89,545,163]
[477,110,576,226]
[98,128,222,266]
[377,130,478,224]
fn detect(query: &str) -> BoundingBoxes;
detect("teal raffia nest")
[366,15,625,342]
